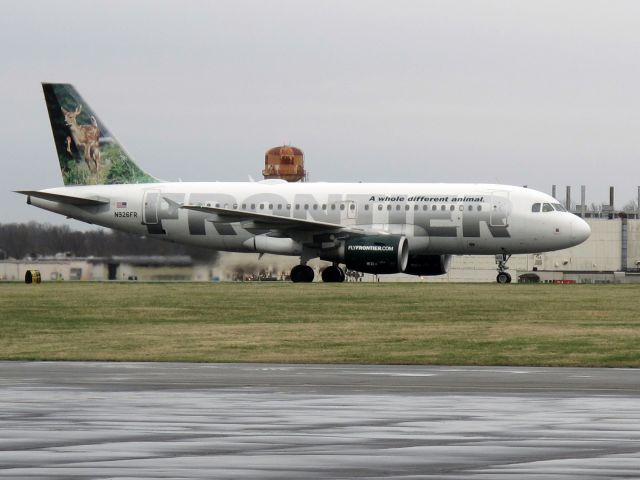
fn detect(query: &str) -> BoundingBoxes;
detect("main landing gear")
[290,264,314,283]
[321,264,345,283]
[289,263,346,283]
[495,253,512,284]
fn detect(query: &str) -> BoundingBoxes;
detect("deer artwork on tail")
[61,105,101,174]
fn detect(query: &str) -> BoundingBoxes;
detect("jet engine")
[322,235,409,274]
[404,254,452,276]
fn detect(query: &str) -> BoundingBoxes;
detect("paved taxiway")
[1,363,639,479]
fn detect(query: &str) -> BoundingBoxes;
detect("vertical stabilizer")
[42,83,158,185]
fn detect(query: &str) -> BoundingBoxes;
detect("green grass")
[0,282,639,366]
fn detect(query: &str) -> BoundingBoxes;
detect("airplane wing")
[15,190,109,207]
[179,204,369,233]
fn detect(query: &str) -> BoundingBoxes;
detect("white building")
[0,255,212,282]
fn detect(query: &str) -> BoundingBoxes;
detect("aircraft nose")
[571,217,591,245]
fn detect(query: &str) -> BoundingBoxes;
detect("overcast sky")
[2,0,640,227]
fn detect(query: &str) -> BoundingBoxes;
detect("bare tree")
[623,199,638,213]
[0,223,218,262]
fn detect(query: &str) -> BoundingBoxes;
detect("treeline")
[0,223,218,262]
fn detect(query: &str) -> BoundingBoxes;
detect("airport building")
[213,185,640,283]
[0,254,213,282]
[2,217,638,283]
[211,216,640,284]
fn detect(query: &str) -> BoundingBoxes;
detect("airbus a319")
[17,84,591,283]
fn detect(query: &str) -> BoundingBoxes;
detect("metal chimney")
[581,185,586,217]
[565,186,571,210]
[552,185,557,199]
[610,186,615,210]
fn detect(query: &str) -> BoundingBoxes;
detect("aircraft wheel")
[291,264,314,283]
[321,265,345,283]
[496,272,510,284]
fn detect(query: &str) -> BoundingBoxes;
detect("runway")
[1,363,639,479]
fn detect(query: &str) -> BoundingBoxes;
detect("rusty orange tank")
[262,145,306,182]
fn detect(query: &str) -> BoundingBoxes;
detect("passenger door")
[490,191,510,228]
[143,189,161,224]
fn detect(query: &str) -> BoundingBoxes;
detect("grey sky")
[2,0,640,227]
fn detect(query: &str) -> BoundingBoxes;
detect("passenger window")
[396,205,401,211]
[378,204,383,211]
[432,205,437,211]
[365,205,370,211]
[340,204,345,211]
[242,203,246,209]
[459,205,464,211]
[313,204,318,210]
[322,204,327,210]
[331,204,336,210]
[414,205,419,211]
[287,204,291,209]
[350,204,355,210]
[468,205,473,211]
[450,205,455,211]
[441,205,446,211]
[304,204,309,210]
[251,204,256,210]
[268,203,273,209]
[295,204,300,210]
[477,205,482,211]
[259,204,264,210]
[542,203,554,212]
[387,205,392,211]
[532,203,541,212]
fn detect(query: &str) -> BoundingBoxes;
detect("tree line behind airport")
[0,223,218,262]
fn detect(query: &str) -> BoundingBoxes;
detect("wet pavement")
[0,362,639,479]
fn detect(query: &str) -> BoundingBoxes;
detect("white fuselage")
[27,181,591,258]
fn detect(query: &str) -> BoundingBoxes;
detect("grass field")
[1,282,639,366]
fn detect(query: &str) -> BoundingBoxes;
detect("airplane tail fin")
[42,83,158,186]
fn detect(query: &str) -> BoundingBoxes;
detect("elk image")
[61,105,101,173]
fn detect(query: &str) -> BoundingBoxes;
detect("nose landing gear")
[497,271,512,284]
[495,254,512,284]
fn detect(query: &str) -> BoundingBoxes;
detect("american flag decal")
[116,201,127,208]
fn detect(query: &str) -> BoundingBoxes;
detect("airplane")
[17,83,591,283]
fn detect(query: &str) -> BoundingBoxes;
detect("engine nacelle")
[404,254,452,276]
[335,235,409,274]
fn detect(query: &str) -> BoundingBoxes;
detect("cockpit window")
[531,203,541,212]
[542,203,554,212]
[552,203,567,212]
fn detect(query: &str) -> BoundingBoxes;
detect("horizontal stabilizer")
[15,190,109,206]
